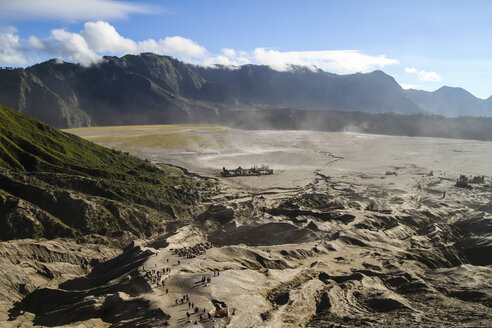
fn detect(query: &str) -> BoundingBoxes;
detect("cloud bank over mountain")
[0,20,398,75]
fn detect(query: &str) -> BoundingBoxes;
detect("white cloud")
[405,66,442,81]
[81,21,137,53]
[221,48,236,58]
[201,54,251,68]
[2,21,400,75]
[71,22,207,59]
[0,27,28,66]
[28,29,101,67]
[202,48,251,67]
[253,48,398,73]
[0,0,159,21]
[137,36,207,58]
[202,55,237,67]
[26,36,44,50]
[399,83,421,90]
[12,22,208,67]
[418,70,442,81]
[202,48,397,73]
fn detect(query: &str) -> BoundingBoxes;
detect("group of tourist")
[142,267,168,287]
[185,311,214,324]
[141,244,230,326]
[174,294,217,324]
[201,275,211,284]
[185,305,215,324]
[176,293,190,305]
[172,242,212,258]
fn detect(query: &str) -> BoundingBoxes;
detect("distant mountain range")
[405,87,492,117]
[0,53,491,129]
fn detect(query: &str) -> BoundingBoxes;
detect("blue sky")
[1,0,491,98]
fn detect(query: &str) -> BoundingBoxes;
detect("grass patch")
[67,124,229,151]
[65,124,227,135]
[84,133,214,150]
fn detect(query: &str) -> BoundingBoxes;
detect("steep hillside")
[0,56,220,128]
[195,66,421,114]
[0,53,421,128]
[0,105,215,241]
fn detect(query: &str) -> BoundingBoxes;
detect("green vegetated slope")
[0,104,214,241]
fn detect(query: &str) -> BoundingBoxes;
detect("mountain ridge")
[0,53,418,128]
[1,53,491,129]
[405,86,492,117]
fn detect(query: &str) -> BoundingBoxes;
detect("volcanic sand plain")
[65,125,492,327]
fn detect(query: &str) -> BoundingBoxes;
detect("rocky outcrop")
[0,169,176,240]
[8,245,168,327]
[197,204,234,225]
[0,239,120,322]
[208,222,319,246]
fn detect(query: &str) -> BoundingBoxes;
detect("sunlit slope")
[0,105,213,241]
[0,105,166,179]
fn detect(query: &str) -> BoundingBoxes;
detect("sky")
[1,0,491,98]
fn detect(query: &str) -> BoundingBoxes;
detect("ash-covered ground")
[7,126,491,327]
